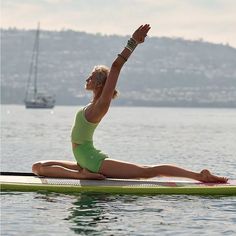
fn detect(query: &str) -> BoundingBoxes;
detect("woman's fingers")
[137,24,150,33]
[143,25,151,33]
[140,24,151,37]
[132,24,151,43]
[137,25,143,30]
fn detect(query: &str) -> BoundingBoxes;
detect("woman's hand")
[132,24,151,44]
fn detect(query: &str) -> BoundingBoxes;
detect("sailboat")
[24,23,55,109]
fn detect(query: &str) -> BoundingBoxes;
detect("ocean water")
[1,105,236,236]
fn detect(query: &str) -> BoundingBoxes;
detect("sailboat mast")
[34,22,40,99]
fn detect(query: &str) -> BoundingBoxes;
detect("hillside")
[1,28,236,107]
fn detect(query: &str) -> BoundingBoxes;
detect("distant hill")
[1,28,236,107]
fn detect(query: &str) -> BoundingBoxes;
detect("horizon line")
[2,26,235,49]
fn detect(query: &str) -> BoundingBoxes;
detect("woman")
[32,24,227,183]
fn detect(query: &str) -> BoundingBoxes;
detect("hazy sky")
[2,0,236,47]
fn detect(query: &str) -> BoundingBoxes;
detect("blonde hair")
[92,65,119,99]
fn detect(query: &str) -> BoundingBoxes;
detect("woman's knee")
[32,162,43,175]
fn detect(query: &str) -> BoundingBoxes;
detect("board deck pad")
[1,174,236,195]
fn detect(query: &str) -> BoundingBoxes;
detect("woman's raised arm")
[98,24,151,108]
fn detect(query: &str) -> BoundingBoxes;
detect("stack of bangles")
[125,37,138,52]
[118,37,138,62]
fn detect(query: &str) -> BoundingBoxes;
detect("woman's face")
[85,72,97,90]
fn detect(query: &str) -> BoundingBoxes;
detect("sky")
[2,0,236,47]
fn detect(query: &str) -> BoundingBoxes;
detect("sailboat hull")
[25,100,55,109]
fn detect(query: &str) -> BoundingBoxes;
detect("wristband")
[125,38,137,52]
[118,54,127,62]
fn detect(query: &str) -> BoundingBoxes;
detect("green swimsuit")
[71,106,108,173]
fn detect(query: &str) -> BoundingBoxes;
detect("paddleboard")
[1,172,236,195]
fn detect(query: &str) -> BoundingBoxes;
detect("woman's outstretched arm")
[98,24,151,109]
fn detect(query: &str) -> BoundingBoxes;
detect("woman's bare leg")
[99,159,228,183]
[32,160,105,180]
[37,160,82,170]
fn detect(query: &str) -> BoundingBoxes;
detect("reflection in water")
[3,191,235,236]
[27,191,236,236]
[65,193,139,235]
[31,192,141,235]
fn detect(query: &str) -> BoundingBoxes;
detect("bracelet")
[125,38,137,52]
[118,54,127,62]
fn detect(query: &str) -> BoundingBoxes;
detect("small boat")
[24,23,55,109]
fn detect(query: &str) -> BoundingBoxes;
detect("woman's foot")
[80,168,106,180]
[199,169,228,183]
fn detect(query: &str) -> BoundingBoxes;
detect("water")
[1,105,236,235]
